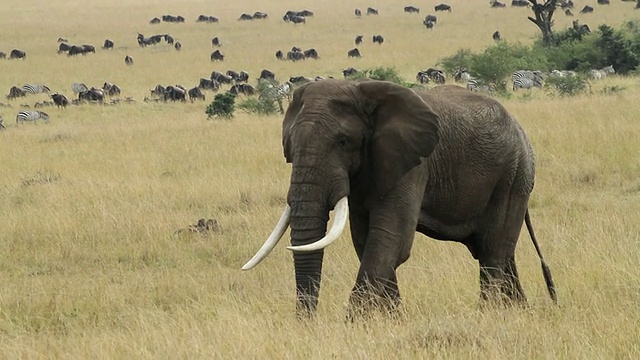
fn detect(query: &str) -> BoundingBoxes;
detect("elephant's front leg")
[348,168,427,318]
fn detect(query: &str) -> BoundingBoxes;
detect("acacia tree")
[528,0,558,46]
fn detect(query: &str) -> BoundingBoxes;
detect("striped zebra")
[512,77,543,91]
[16,110,50,124]
[0,115,5,130]
[258,80,293,114]
[21,84,51,94]
[590,65,615,80]
[467,78,495,93]
[71,82,89,94]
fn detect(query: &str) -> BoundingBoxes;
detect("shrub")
[205,92,235,118]
[544,76,590,97]
[346,67,412,86]
[237,97,278,115]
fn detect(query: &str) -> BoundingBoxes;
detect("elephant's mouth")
[242,196,349,270]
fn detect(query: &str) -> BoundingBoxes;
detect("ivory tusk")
[241,205,291,270]
[286,197,349,252]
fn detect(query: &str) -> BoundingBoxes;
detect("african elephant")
[243,79,556,318]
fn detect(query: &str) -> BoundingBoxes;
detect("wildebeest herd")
[0,1,628,129]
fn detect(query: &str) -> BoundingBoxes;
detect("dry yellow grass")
[0,0,639,358]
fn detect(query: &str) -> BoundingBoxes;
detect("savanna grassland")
[0,0,639,358]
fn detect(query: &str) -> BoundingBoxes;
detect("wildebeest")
[259,69,276,81]
[565,9,574,16]
[199,78,221,91]
[238,13,253,20]
[79,88,105,102]
[197,15,219,23]
[188,87,206,102]
[9,49,26,59]
[511,0,529,6]
[102,39,114,49]
[373,35,384,44]
[68,45,84,56]
[493,31,502,41]
[164,34,174,44]
[229,84,256,96]
[275,50,284,60]
[287,50,305,61]
[163,85,186,102]
[211,71,233,84]
[57,43,71,54]
[7,86,27,99]
[425,14,437,23]
[57,37,68,42]
[580,5,594,13]
[0,52,5,59]
[348,48,362,58]
[150,85,166,98]
[289,76,314,85]
[342,67,360,78]
[491,1,506,7]
[355,35,363,45]
[124,55,134,65]
[288,15,306,24]
[303,48,319,59]
[560,0,574,8]
[175,42,182,51]
[102,82,122,97]
[227,70,240,80]
[424,20,435,29]
[212,37,221,47]
[150,17,161,24]
[597,0,609,4]
[236,71,250,83]
[435,3,452,11]
[211,50,224,61]
[82,44,96,54]
[253,12,268,19]
[366,7,378,15]
[355,8,362,16]
[404,6,420,13]
[50,93,69,108]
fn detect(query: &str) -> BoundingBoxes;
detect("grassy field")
[1,0,639,358]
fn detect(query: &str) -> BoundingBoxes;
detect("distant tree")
[528,0,558,46]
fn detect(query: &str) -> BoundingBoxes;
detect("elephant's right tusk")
[286,197,349,252]
[241,205,291,270]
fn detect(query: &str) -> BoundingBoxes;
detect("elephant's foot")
[346,278,402,320]
[479,261,527,307]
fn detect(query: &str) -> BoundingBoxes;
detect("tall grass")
[0,0,639,358]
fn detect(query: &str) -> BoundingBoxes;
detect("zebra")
[467,78,495,93]
[258,80,293,114]
[0,115,5,130]
[513,77,543,91]
[16,110,49,124]
[590,65,615,80]
[71,83,89,94]
[512,70,544,89]
[454,68,472,83]
[21,84,51,95]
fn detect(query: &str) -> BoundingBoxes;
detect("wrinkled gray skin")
[282,79,555,318]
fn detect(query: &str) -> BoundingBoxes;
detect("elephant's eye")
[337,136,350,148]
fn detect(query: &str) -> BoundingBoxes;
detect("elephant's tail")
[525,209,557,303]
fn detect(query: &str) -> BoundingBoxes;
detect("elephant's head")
[243,79,440,316]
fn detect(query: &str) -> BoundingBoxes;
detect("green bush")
[205,92,236,119]
[544,76,590,97]
[237,97,278,115]
[438,49,474,76]
[346,67,413,87]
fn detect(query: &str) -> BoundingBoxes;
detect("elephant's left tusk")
[287,197,349,252]
[242,205,291,270]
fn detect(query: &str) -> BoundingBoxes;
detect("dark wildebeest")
[57,43,71,54]
[373,35,384,44]
[236,71,250,83]
[348,48,362,58]
[50,93,69,108]
[150,17,161,24]
[188,87,206,102]
[304,48,319,59]
[102,39,114,49]
[82,44,96,54]
[0,52,5,59]
[174,42,182,51]
[425,14,437,23]
[68,46,84,56]
[150,85,165,98]
[435,3,452,11]
[290,16,306,24]
[79,88,105,102]
[7,86,27,99]
[9,49,26,59]
[289,76,314,86]
[259,69,276,81]
[424,20,435,29]
[164,34,174,44]
[227,70,240,80]
[511,0,529,6]
[198,15,219,23]
[404,6,420,13]
[229,84,256,96]
[565,9,573,16]
[211,50,224,61]
[253,12,268,19]
[298,10,314,17]
[560,0,574,9]
[125,55,134,65]
[291,46,302,52]
[287,50,305,61]
[580,5,594,13]
[176,16,185,22]
[211,71,233,84]
[355,8,362,16]
[491,1,506,8]
[199,78,220,91]
[163,86,186,102]
[275,50,284,60]
[102,82,121,97]
[238,13,253,20]
[597,0,609,4]
[493,31,502,41]
[57,37,68,42]
[367,7,378,15]
[355,35,363,45]
[342,67,360,78]
[212,37,221,47]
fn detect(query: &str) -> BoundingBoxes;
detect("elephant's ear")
[357,80,440,196]
[282,83,309,163]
